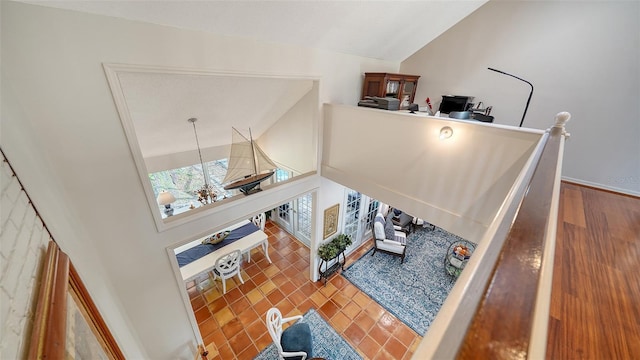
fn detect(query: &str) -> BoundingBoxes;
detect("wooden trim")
[560,179,640,200]
[28,241,69,359]
[69,262,126,360]
[28,241,124,359]
[456,126,564,359]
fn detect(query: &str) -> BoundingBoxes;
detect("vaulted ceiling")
[117,71,314,158]
[17,0,487,160]
[19,0,486,61]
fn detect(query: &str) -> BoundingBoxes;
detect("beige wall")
[322,104,542,243]
[259,83,319,175]
[401,1,640,196]
[1,2,398,358]
[142,79,317,174]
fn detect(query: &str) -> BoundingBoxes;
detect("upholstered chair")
[378,203,391,217]
[371,213,407,263]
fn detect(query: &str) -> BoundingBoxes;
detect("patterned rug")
[342,227,467,335]
[254,308,362,360]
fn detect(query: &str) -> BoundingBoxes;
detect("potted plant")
[264,208,275,221]
[317,234,352,286]
[318,234,352,261]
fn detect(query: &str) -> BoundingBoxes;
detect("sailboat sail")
[253,141,277,173]
[222,127,277,185]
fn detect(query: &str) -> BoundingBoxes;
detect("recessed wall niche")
[104,64,319,231]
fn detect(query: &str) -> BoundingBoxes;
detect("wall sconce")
[440,126,453,140]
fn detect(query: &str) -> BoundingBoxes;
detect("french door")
[276,201,293,231]
[274,192,312,247]
[342,189,379,254]
[294,193,312,247]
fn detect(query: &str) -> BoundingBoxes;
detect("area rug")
[342,227,468,335]
[254,308,362,360]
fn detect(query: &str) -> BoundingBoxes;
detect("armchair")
[266,308,312,360]
[371,213,407,263]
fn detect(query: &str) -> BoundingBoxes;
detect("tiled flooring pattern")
[187,221,421,360]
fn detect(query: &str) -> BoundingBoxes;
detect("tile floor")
[186,221,422,360]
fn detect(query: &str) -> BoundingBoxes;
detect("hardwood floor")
[546,182,640,359]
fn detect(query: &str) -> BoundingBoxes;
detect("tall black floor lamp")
[488,67,534,127]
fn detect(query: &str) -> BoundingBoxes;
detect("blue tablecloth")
[176,222,260,267]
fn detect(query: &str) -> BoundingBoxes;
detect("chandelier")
[188,117,217,205]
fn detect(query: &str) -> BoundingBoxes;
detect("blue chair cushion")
[281,322,312,360]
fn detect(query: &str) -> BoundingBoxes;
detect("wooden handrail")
[456,114,570,359]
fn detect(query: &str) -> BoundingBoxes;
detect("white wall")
[0,2,398,358]
[322,105,542,243]
[260,83,319,175]
[143,82,318,174]
[401,1,640,196]
[311,177,349,280]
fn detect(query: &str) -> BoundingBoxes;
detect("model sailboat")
[223,127,277,195]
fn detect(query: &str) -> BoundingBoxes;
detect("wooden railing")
[457,114,569,359]
[414,112,570,359]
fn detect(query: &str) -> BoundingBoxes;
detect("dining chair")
[252,212,266,231]
[211,249,243,294]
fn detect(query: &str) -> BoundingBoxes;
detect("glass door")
[360,197,379,243]
[343,190,361,252]
[273,192,313,248]
[342,189,379,254]
[385,80,400,98]
[276,201,293,233]
[294,193,312,247]
[400,80,415,109]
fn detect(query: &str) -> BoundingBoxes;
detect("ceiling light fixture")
[188,117,217,205]
[440,126,453,140]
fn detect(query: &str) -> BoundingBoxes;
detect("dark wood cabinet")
[361,72,420,109]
